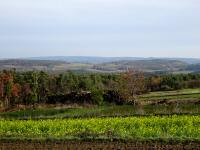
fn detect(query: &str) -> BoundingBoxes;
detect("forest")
[1,69,200,110]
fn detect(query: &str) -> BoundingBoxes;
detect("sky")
[0,0,200,58]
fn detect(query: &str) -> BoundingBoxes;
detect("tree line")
[147,73,200,91]
[0,70,200,109]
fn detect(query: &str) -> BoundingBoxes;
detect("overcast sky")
[0,0,200,58]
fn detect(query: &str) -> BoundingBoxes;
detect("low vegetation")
[0,104,199,119]
[0,116,199,141]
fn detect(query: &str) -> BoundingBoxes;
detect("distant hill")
[29,56,200,64]
[29,56,148,64]
[185,63,200,72]
[166,58,200,64]
[0,59,68,66]
[0,59,70,72]
[92,59,188,72]
[0,57,200,73]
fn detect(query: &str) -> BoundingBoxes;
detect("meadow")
[0,104,199,119]
[139,88,200,101]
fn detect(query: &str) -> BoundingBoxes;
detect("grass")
[139,93,200,101]
[0,116,199,141]
[0,104,199,119]
[142,89,200,97]
[139,88,200,101]
[0,108,70,119]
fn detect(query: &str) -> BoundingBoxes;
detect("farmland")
[0,116,200,141]
[0,115,200,149]
[1,140,199,150]
[0,73,200,149]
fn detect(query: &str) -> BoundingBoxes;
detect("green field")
[0,116,199,141]
[0,88,200,144]
[0,104,200,119]
[139,88,200,101]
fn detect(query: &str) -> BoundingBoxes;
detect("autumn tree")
[117,69,146,104]
[11,83,21,105]
[0,72,16,108]
[0,76,4,107]
[21,83,32,104]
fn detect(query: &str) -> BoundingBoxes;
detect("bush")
[91,89,104,105]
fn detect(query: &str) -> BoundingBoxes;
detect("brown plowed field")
[0,141,200,150]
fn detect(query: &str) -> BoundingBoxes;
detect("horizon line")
[0,55,200,60]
